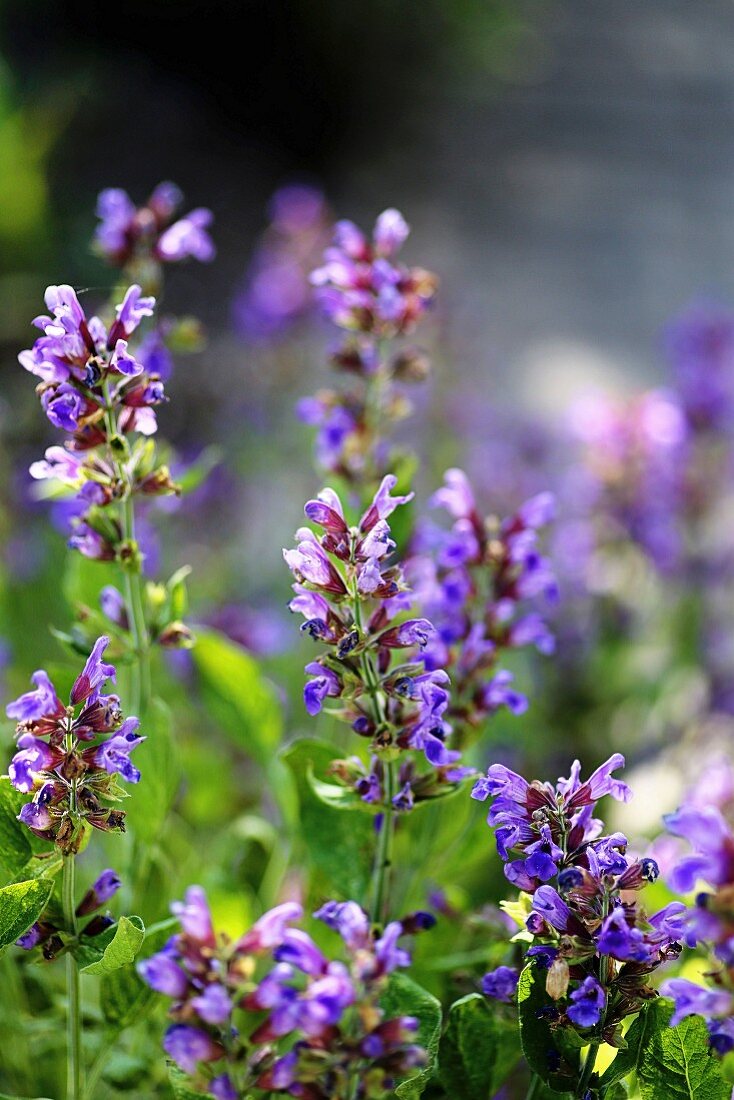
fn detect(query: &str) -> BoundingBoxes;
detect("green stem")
[370,757,397,925]
[576,1041,599,1097]
[121,492,150,717]
[526,1073,541,1100]
[103,382,150,717]
[62,854,82,1100]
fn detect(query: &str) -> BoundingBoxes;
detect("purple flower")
[190,983,232,1025]
[42,385,85,432]
[162,1024,222,1074]
[275,929,328,976]
[661,978,733,1027]
[6,670,62,722]
[596,907,650,962]
[171,886,215,945]
[481,965,519,1002]
[100,586,128,627]
[428,468,476,520]
[8,735,55,792]
[663,804,734,892]
[157,209,215,263]
[70,635,116,704]
[567,976,605,1028]
[76,869,121,916]
[360,475,415,532]
[374,208,410,256]
[92,718,144,783]
[113,285,156,338]
[314,900,370,950]
[210,1076,238,1100]
[481,670,528,716]
[379,619,435,649]
[236,901,303,953]
[29,446,82,484]
[303,662,342,716]
[529,886,575,933]
[374,922,410,973]
[137,948,189,997]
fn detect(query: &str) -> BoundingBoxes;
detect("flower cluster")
[95,182,215,271]
[659,802,734,1052]
[5,637,143,851]
[139,887,429,1099]
[233,184,332,342]
[569,389,689,575]
[21,282,180,562]
[406,468,557,747]
[297,208,437,483]
[284,476,469,805]
[474,756,685,1048]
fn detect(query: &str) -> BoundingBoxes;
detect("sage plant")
[284,476,469,923]
[407,467,557,747]
[298,208,437,490]
[5,637,142,1098]
[473,756,686,1096]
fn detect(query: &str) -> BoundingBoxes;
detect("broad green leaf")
[100,916,178,1030]
[380,971,442,1098]
[193,628,283,764]
[0,878,53,951]
[281,738,373,899]
[438,992,521,1099]
[517,962,581,1093]
[635,998,728,1100]
[80,915,145,975]
[0,778,32,883]
[126,697,180,843]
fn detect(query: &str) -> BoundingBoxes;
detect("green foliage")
[517,961,581,1093]
[0,878,53,952]
[168,1064,213,1099]
[77,915,145,975]
[632,999,728,1100]
[437,992,521,1099]
[281,737,373,899]
[126,698,180,844]
[0,779,32,884]
[100,917,177,1031]
[192,627,283,765]
[380,971,442,1098]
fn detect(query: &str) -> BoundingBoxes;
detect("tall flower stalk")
[7,638,141,1097]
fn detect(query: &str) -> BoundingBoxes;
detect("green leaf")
[635,998,728,1100]
[0,878,53,951]
[438,993,521,1099]
[193,628,283,764]
[517,962,581,1093]
[168,1064,213,1099]
[100,917,178,1031]
[307,764,370,811]
[79,915,145,975]
[599,1002,656,1093]
[0,778,32,884]
[380,972,442,1098]
[125,698,180,843]
[281,738,373,899]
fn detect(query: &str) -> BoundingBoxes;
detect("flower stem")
[526,1073,541,1100]
[576,1040,599,1097]
[370,757,396,925]
[62,854,82,1100]
[121,492,150,717]
[102,382,150,717]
